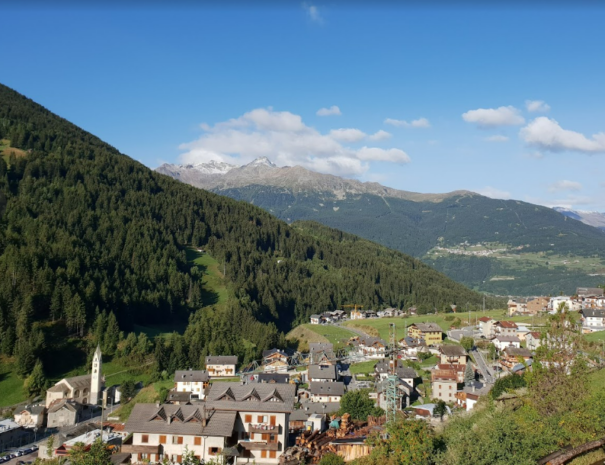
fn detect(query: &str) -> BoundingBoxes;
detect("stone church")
[45,345,104,408]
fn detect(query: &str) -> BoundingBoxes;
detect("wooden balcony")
[239,441,281,451]
[249,424,279,434]
[121,444,161,454]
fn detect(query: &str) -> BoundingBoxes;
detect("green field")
[584,331,605,344]
[186,248,230,308]
[0,358,27,408]
[349,360,378,375]
[112,379,174,421]
[589,367,605,394]
[343,309,544,341]
[298,324,357,349]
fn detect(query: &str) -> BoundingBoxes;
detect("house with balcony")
[308,365,338,383]
[525,332,542,350]
[582,308,605,332]
[494,321,518,337]
[309,343,335,365]
[407,323,443,346]
[500,347,532,369]
[439,345,468,366]
[351,336,387,359]
[205,356,238,378]
[123,382,295,464]
[174,370,210,400]
[431,367,459,403]
[308,382,345,403]
[493,335,521,351]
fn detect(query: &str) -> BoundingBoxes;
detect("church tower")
[90,345,102,405]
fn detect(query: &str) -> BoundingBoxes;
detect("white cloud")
[526,194,595,209]
[476,186,512,200]
[519,117,605,153]
[525,100,551,113]
[484,135,509,143]
[384,117,431,128]
[180,107,411,177]
[462,106,525,128]
[329,128,366,142]
[303,3,323,23]
[316,105,341,116]
[548,180,583,192]
[368,130,392,141]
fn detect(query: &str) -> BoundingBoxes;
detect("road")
[472,348,495,384]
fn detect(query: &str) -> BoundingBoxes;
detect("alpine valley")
[157,159,605,296]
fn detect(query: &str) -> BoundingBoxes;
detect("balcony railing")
[248,424,279,434]
[239,441,280,451]
[121,444,161,454]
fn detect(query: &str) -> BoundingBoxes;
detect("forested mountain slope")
[0,84,497,378]
[157,160,605,295]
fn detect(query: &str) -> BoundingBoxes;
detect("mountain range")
[157,159,605,296]
[553,207,605,231]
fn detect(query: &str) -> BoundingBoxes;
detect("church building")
[46,345,104,408]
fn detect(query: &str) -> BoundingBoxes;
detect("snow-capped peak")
[246,157,277,168]
[191,160,236,175]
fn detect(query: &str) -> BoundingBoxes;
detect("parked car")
[31,446,38,451]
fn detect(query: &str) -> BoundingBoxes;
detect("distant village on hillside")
[2,286,604,465]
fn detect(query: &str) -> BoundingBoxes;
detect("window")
[209,447,221,456]
[270,415,276,426]
[269,434,276,443]
[257,415,263,423]
[172,436,183,445]
[142,435,149,444]
[177,456,182,463]
[261,451,267,459]
[270,451,277,459]
[245,414,252,423]
[160,436,166,444]
[240,432,249,440]
[194,437,201,446]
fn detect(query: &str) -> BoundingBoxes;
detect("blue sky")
[3,3,605,210]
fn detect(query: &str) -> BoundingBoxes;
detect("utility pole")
[386,323,399,424]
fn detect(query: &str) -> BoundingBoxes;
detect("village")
[1,287,604,465]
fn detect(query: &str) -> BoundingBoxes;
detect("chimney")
[156,402,160,408]
[472,384,476,393]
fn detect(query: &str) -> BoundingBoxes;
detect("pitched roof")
[205,382,296,413]
[497,321,518,329]
[577,287,605,297]
[309,343,334,353]
[206,356,238,365]
[583,308,605,318]
[254,373,290,384]
[478,316,492,323]
[124,404,236,437]
[308,365,337,380]
[262,348,289,358]
[503,347,533,357]
[48,400,82,414]
[495,335,521,343]
[440,345,467,357]
[174,370,210,383]
[309,382,345,396]
[528,331,541,339]
[410,323,443,333]
[290,402,341,421]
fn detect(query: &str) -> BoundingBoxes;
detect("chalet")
[309,343,335,365]
[376,377,414,410]
[351,336,387,359]
[494,321,518,337]
[123,382,295,465]
[582,308,605,331]
[527,296,550,314]
[251,373,291,384]
[308,365,338,383]
[479,317,497,338]
[310,315,322,325]
[377,308,401,318]
[525,332,542,350]
[439,345,468,366]
[493,335,521,351]
[431,366,458,403]
[407,323,443,346]
[47,400,82,428]
[501,347,532,369]
[374,360,417,385]
[308,382,345,403]
[166,392,192,405]
[174,370,210,400]
[507,298,528,316]
[13,405,45,428]
[205,356,237,378]
[350,310,365,320]
[455,381,489,411]
[397,336,426,356]
[411,404,451,420]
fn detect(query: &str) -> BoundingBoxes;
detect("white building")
[123,383,295,464]
[582,308,605,331]
[205,356,238,378]
[174,370,210,400]
[308,382,344,403]
[493,335,521,351]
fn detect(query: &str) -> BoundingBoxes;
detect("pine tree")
[25,359,48,398]
[464,362,475,386]
[104,312,120,354]
[15,340,36,378]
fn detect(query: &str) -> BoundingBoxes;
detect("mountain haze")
[157,159,605,296]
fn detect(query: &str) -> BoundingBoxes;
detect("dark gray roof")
[308,365,337,380]
[290,402,341,421]
[309,382,345,396]
[19,405,45,415]
[205,382,296,413]
[440,345,467,357]
[496,336,521,343]
[503,347,532,357]
[174,370,210,383]
[397,366,418,379]
[206,356,238,365]
[254,373,290,384]
[355,336,387,347]
[583,308,605,318]
[48,400,82,414]
[577,287,605,297]
[124,404,236,436]
[167,392,192,403]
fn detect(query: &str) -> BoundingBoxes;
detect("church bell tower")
[91,345,102,405]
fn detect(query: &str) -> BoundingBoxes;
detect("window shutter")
[245,414,252,423]
[261,451,267,458]
[194,437,201,446]
[270,451,277,458]
[270,415,276,426]
[178,436,183,445]
[177,456,182,463]
[257,415,263,423]
[159,435,166,444]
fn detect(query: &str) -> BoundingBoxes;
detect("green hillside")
[218,185,605,295]
[0,83,501,404]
